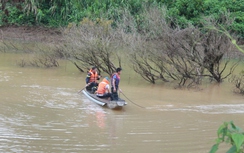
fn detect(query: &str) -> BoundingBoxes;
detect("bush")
[229,71,244,95]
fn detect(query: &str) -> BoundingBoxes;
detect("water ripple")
[148,103,244,114]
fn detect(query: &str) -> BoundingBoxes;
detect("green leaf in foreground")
[209,144,219,153]
[210,121,244,153]
[226,145,237,153]
[231,133,244,152]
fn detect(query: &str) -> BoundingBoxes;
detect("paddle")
[77,86,87,93]
[78,82,93,93]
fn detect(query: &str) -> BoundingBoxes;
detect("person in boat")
[96,77,112,99]
[85,66,101,93]
[111,67,122,101]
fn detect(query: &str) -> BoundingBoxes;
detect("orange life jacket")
[96,78,109,94]
[88,69,98,83]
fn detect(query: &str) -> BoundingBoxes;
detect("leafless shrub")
[164,28,240,87]
[130,41,164,84]
[14,44,59,68]
[201,30,238,82]
[62,18,123,75]
[138,5,170,40]
[17,58,26,67]
[229,71,244,95]
[125,6,240,88]
[29,54,59,68]
[162,28,203,87]
[0,27,61,68]
[125,6,174,84]
[126,7,204,86]
[31,44,59,68]
[128,35,174,84]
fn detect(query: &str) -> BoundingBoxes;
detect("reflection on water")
[1,53,244,153]
[96,111,106,129]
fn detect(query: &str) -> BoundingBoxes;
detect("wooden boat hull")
[82,89,127,109]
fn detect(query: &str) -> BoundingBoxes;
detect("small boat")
[82,89,127,109]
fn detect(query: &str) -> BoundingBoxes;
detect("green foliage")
[165,0,244,37]
[210,121,244,153]
[203,0,244,38]
[2,0,244,38]
[175,0,204,20]
[0,8,3,26]
[2,2,36,26]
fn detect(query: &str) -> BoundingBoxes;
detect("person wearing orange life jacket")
[96,77,111,99]
[85,66,101,92]
[111,67,122,101]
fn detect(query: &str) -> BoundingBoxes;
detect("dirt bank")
[0,26,62,43]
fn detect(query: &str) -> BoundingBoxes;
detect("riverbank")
[0,26,62,43]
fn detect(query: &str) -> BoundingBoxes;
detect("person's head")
[116,67,122,75]
[103,76,110,83]
[104,76,110,81]
[91,66,97,73]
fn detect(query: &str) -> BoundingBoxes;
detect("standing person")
[85,66,101,93]
[111,67,122,101]
[96,77,111,99]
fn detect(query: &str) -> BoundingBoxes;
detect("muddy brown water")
[0,53,244,153]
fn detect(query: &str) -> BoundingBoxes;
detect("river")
[0,53,244,153]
